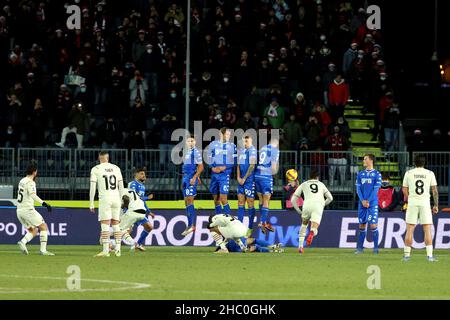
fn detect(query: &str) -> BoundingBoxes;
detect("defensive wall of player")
[1,208,449,249]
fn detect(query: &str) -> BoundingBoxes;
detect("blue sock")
[237,206,245,222]
[260,207,269,224]
[357,228,366,250]
[138,230,149,246]
[372,228,379,250]
[255,239,271,247]
[186,204,196,227]
[248,207,256,229]
[215,205,222,214]
[256,245,270,253]
[223,203,231,214]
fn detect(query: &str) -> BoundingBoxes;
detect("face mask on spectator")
[223,77,229,83]
[170,93,177,98]
[80,87,87,93]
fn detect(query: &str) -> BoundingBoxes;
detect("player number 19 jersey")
[402,168,437,206]
[90,163,124,199]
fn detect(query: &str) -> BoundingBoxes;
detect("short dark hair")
[309,169,319,180]
[26,163,37,176]
[99,151,109,157]
[220,127,229,136]
[382,172,389,180]
[364,154,375,164]
[134,167,146,175]
[414,155,426,167]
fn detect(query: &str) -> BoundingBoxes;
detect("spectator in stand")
[328,74,350,122]
[243,86,264,127]
[259,116,273,133]
[129,70,148,107]
[323,63,337,108]
[334,116,352,140]
[342,41,358,76]
[128,97,147,142]
[305,115,322,150]
[141,43,161,103]
[2,125,20,148]
[132,29,148,63]
[154,114,179,170]
[382,99,400,152]
[235,111,255,131]
[99,117,123,149]
[263,97,285,129]
[291,92,309,126]
[325,125,350,187]
[407,129,426,153]
[55,102,87,149]
[28,98,47,147]
[378,173,403,212]
[283,114,303,151]
[314,104,333,140]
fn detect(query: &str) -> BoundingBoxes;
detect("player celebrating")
[254,137,280,234]
[128,168,154,250]
[206,127,236,216]
[181,135,204,236]
[355,154,382,254]
[208,214,248,254]
[90,151,125,257]
[291,169,333,254]
[236,135,257,237]
[16,164,54,256]
[402,155,439,262]
[119,190,155,250]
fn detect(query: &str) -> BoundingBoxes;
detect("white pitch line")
[0,274,150,294]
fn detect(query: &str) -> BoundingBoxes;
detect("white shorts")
[406,205,433,225]
[120,211,146,231]
[17,209,45,229]
[98,197,122,222]
[219,221,247,240]
[301,202,324,225]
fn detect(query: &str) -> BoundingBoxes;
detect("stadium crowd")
[2,0,444,152]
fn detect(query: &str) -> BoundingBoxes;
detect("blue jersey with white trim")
[238,146,257,179]
[207,140,236,175]
[356,169,382,203]
[128,180,150,212]
[182,147,202,178]
[255,145,280,177]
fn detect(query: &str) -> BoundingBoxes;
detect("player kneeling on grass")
[16,163,54,256]
[207,214,248,253]
[291,169,333,254]
[119,190,154,251]
[226,238,284,253]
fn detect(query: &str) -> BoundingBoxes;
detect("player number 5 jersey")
[17,177,37,210]
[402,168,437,206]
[90,163,124,198]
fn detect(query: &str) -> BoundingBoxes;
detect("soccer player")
[206,127,236,216]
[128,168,154,250]
[208,214,247,254]
[237,135,257,237]
[119,190,155,251]
[16,164,54,256]
[90,151,125,257]
[226,238,284,253]
[254,137,280,234]
[402,155,439,262]
[355,154,382,254]
[181,135,204,236]
[291,169,333,254]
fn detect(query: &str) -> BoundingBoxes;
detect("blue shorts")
[255,175,273,195]
[209,173,230,195]
[182,176,198,198]
[358,203,379,225]
[237,179,255,199]
[226,241,242,253]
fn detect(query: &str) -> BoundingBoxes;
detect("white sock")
[101,224,110,253]
[112,225,122,252]
[426,245,433,257]
[404,246,411,257]
[311,227,318,237]
[21,232,34,244]
[299,225,307,248]
[211,232,226,249]
[123,233,134,246]
[39,230,48,252]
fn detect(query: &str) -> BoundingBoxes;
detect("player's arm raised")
[89,168,97,213]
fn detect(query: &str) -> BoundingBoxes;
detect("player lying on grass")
[224,238,284,253]
[207,214,247,253]
[291,169,333,254]
[16,163,54,256]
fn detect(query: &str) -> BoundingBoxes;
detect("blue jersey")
[255,144,280,178]
[356,169,382,204]
[207,140,236,175]
[238,146,257,180]
[182,147,202,178]
[129,180,150,213]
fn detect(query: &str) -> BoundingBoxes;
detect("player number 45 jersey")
[402,168,437,206]
[90,163,124,198]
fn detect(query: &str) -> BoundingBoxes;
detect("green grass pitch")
[0,245,449,300]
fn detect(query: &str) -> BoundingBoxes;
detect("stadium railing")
[1,148,447,207]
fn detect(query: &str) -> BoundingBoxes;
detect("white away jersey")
[293,180,331,207]
[123,188,146,212]
[90,163,124,198]
[209,214,237,228]
[17,177,38,210]
[402,168,437,206]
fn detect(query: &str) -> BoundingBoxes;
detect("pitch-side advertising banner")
[0,208,449,249]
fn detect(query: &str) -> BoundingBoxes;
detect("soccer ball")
[285,169,298,181]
